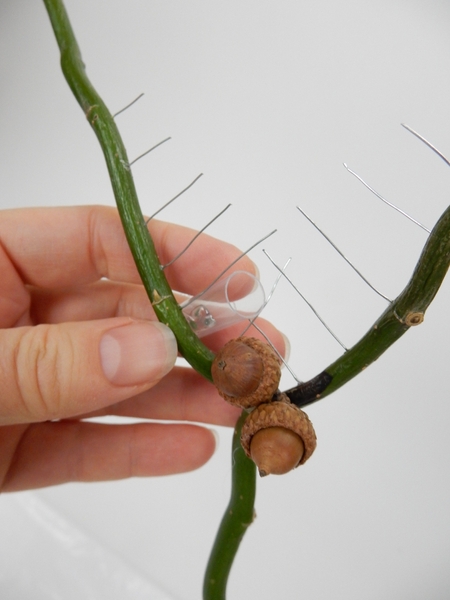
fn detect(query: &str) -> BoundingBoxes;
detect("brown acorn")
[211,337,281,409]
[240,396,316,476]
[250,427,305,476]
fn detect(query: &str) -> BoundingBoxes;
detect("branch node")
[151,290,171,306]
[405,311,425,326]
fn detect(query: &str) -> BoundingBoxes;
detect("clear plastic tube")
[180,271,265,337]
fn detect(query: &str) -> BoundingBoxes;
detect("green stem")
[42,3,253,596]
[285,201,450,406]
[203,411,257,600]
[42,0,215,380]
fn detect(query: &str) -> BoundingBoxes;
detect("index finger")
[0,205,257,296]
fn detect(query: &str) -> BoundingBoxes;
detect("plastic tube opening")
[180,271,265,337]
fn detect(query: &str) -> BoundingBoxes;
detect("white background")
[1,1,450,599]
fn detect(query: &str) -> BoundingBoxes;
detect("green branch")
[203,411,256,600]
[42,2,252,596]
[285,201,450,406]
[42,0,214,380]
[41,3,450,599]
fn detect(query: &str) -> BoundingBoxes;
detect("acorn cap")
[211,337,281,409]
[240,396,317,470]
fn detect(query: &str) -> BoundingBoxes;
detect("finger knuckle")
[14,325,66,421]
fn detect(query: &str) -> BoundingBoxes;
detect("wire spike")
[146,173,203,223]
[161,204,232,269]
[343,163,430,233]
[240,254,288,324]
[182,230,277,309]
[296,206,391,302]
[128,136,171,167]
[401,123,450,168]
[263,250,348,351]
[244,264,302,383]
[240,257,291,338]
[113,93,144,118]
[265,256,292,305]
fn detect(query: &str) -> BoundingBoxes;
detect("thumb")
[0,318,177,425]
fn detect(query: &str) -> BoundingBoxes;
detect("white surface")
[0,492,175,599]
[1,1,450,599]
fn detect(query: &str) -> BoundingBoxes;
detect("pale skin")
[0,205,286,492]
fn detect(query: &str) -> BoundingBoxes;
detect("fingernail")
[280,332,291,364]
[210,429,220,454]
[251,264,261,291]
[100,321,177,386]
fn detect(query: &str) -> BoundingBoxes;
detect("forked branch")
[286,200,450,407]
[41,3,450,600]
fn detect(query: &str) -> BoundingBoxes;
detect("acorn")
[211,337,281,409]
[240,396,317,476]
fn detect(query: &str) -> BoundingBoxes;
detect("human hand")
[0,205,287,491]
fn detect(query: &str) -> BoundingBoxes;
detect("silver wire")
[113,93,145,118]
[240,257,301,383]
[239,268,284,338]
[240,256,287,325]
[401,123,450,168]
[238,257,300,382]
[267,257,292,303]
[251,320,301,385]
[146,173,203,223]
[263,250,348,351]
[161,204,232,269]
[343,163,430,233]
[296,206,391,302]
[128,136,171,167]
[182,229,277,308]
[240,257,292,339]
